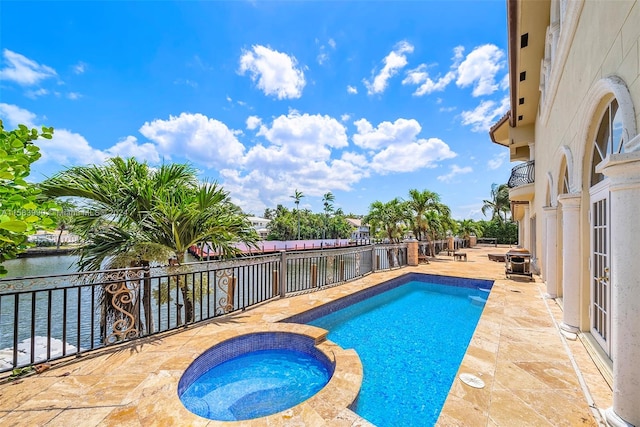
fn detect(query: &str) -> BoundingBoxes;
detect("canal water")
[3,255,80,278]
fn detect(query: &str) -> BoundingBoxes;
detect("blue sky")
[0,1,510,219]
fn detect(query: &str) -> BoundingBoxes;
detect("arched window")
[590,99,625,186]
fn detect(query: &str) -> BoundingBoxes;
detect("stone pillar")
[517,219,524,247]
[407,239,419,266]
[543,206,558,298]
[523,204,531,251]
[557,193,581,333]
[447,236,454,251]
[599,153,640,427]
[469,235,477,247]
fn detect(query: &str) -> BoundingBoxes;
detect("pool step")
[469,295,487,306]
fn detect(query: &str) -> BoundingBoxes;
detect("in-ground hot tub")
[178,331,336,421]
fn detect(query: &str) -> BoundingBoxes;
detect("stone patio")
[0,246,612,426]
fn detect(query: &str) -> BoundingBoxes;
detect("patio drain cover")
[459,373,485,389]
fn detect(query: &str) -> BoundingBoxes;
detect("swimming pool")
[287,273,493,426]
[177,331,335,421]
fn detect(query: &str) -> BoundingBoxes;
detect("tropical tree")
[0,121,57,275]
[364,199,408,243]
[479,218,518,244]
[365,198,409,267]
[405,189,448,241]
[42,157,258,329]
[290,189,304,240]
[263,208,275,219]
[458,219,483,240]
[322,192,334,239]
[482,183,510,223]
[266,207,296,240]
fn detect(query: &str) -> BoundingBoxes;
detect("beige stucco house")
[490,1,640,425]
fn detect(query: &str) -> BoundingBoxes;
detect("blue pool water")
[180,348,331,421]
[308,277,489,426]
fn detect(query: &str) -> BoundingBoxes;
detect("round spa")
[178,332,335,421]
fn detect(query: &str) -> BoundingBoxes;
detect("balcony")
[508,160,535,203]
[508,160,535,188]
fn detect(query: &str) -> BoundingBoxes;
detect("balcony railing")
[0,243,410,374]
[507,160,535,188]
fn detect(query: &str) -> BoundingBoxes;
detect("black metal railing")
[0,243,408,373]
[508,160,535,188]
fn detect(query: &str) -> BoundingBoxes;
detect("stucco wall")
[534,0,639,330]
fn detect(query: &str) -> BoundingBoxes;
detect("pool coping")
[135,323,364,426]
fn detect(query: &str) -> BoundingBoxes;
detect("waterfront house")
[489,1,640,424]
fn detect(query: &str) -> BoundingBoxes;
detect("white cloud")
[246,115,262,130]
[239,45,306,99]
[364,41,414,95]
[0,49,57,86]
[73,62,87,75]
[347,85,358,94]
[105,136,160,163]
[437,164,473,183]
[38,129,108,166]
[340,114,351,122]
[353,118,421,150]
[456,44,505,97]
[174,78,198,88]
[25,88,50,99]
[37,131,160,169]
[403,65,456,96]
[439,106,456,113]
[67,92,82,100]
[221,112,365,213]
[353,118,457,173]
[370,137,456,174]
[460,96,510,132]
[317,52,329,65]
[253,112,348,160]
[499,73,509,90]
[0,104,159,167]
[139,112,245,168]
[317,38,337,65]
[0,103,37,127]
[487,151,508,170]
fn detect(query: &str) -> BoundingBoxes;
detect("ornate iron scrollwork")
[103,270,142,344]
[215,269,236,314]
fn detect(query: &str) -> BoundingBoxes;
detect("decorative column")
[543,206,558,297]
[599,153,640,427]
[557,193,581,333]
[523,204,531,250]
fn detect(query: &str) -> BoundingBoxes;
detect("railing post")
[272,269,279,296]
[371,245,377,272]
[311,263,318,287]
[279,250,287,298]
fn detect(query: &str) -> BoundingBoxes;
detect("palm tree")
[458,219,483,240]
[322,192,334,240]
[42,157,258,330]
[290,189,304,240]
[405,189,452,256]
[482,183,510,223]
[365,198,409,267]
[406,189,444,241]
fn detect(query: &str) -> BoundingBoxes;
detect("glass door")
[590,182,611,356]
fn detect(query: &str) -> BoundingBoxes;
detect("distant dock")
[189,239,362,260]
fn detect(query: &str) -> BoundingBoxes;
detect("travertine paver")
[0,246,611,426]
